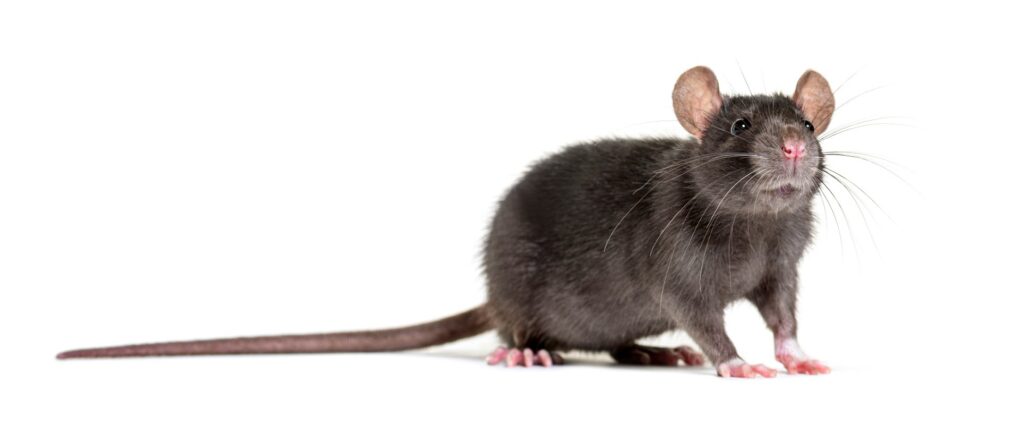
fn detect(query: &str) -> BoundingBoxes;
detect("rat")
[58,66,835,378]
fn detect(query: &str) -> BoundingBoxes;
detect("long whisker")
[820,122,913,142]
[819,177,859,266]
[654,166,752,315]
[648,168,747,257]
[737,61,753,95]
[815,172,844,258]
[604,153,762,251]
[613,119,683,132]
[704,122,757,145]
[824,151,919,194]
[819,116,908,140]
[720,170,770,292]
[833,85,886,113]
[831,68,862,96]
[824,150,910,171]
[686,169,761,292]
[822,168,882,256]
[822,167,894,223]
[662,167,764,301]
[656,225,684,317]
[649,153,761,179]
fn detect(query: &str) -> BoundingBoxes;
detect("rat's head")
[672,66,835,214]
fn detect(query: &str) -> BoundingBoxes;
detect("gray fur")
[484,94,823,365]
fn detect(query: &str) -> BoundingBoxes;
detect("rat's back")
[482,137,691,350]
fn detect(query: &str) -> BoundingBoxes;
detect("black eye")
[803,120,814,132]
[730,118,751,136]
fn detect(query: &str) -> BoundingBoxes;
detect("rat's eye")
[803,120,815,132]
[730,118,751,136]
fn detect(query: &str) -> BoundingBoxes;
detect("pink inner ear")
[793,70,835,135]
[673,66,723,140]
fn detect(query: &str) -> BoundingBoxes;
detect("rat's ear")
[672,66,722,140]
[792,70,835,136]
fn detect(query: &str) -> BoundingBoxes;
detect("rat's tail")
[56,305,492,359]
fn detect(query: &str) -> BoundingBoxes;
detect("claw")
[485,346,508,365]
[537,350,553,367]
[506,348,524,367]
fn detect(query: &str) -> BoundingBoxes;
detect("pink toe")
[809,360,831,373]
[785,359,830,375]
[752,364,777,378]
[506,349,523,367]
[486,346,508,365]
[718,362,777,378]
[523,348,534,368]
[537,350,553,367]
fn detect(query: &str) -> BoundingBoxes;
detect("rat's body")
[485,136,813,362]
[59,66,836,378]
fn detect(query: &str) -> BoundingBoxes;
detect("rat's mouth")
[770,184,799,197]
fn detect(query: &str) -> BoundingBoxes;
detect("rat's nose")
[782,139,806,161]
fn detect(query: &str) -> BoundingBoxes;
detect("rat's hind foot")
[485,346,564,368]
[610,344,706,366]
[716,358,778,378]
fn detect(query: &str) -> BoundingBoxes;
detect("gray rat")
[58,66,835,378]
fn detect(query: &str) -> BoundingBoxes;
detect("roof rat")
[58,66,835,378]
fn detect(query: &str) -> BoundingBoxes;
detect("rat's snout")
[782,137,806,161]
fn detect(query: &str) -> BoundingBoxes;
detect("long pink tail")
[57,306,492,359]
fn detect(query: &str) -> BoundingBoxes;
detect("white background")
[2,1,1021,423]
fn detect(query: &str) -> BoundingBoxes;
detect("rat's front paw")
[775,338,830,375]
[777,356,831,375]
[716,359,777,378]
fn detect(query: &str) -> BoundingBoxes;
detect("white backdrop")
[2,1,1021,423]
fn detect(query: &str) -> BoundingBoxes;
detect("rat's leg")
[748,275,831,375]
[683,310,777,378]
[609,344,705,366]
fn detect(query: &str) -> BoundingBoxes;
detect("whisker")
[823,151,919,194]
[650,153,761,178]
[820,122,913,142]
[737,61,753,96]
[604,153,763,251]
[815,170,844,258]
[822,167,894,223]
[704,122,758,145]
[648,168,746,257]
[824,150,910,171]
[819,178,859,266]
[822,168,882,256]
[613,119,683,132]
[656,225,684,317]
[819,116,908,140]
[831,68,862,96]
[696,170,760,288]
[834,85,885,113]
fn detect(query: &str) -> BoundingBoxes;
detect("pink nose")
[782,140,806,161]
